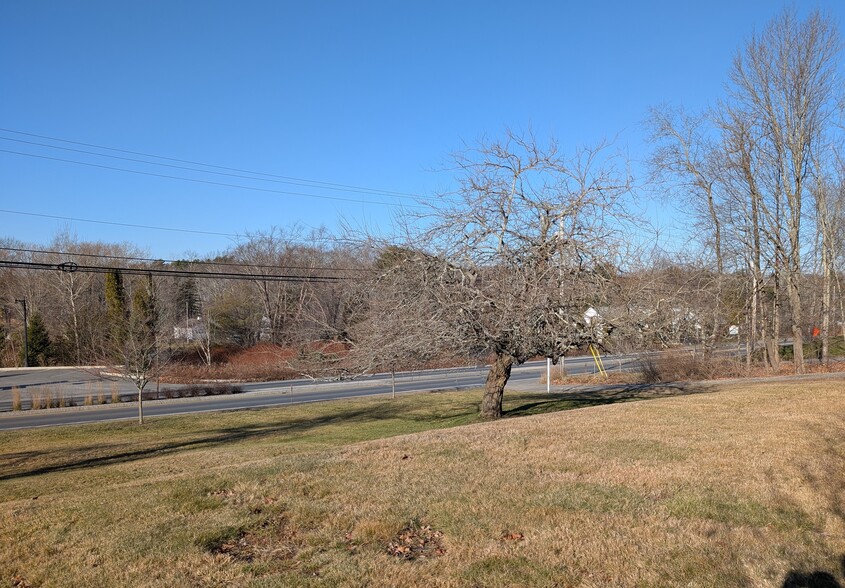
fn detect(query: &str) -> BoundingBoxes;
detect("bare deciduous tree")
[727,9,840,372]
[233,227,330,346]
[647,105,727,352]
[105,274,168,424]
[354,130,631,419]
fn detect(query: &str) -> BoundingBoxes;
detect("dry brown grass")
[542,370,641,386]
[1,378,843,586]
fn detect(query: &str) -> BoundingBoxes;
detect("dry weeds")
[1,378,843,586]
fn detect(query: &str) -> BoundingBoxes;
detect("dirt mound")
[226,343,291,367]
[225,342,350,367]
[210,514,297,562]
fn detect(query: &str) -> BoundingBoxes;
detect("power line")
[0,127,421,199]
[0,246,371,274]
[0,148,423,207]
[0,135,422,202]
[0,259,350,283]
[0,209,362,245]
[0,208,243,238]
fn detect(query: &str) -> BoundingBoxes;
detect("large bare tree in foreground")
[355,130,630,418]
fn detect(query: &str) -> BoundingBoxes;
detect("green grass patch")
[583,438,689,463]
[780,335,845,360]
[665,490,816,531]
[462,555,567,586]
[539,482,647,514]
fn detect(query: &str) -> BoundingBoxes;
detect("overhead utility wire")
[0,210,355,244]
[0,246,370,274]
[0,260,348,283]
[0,149,423,207]
[0,128,419,198]
[0,136,421,202]
[0,208,243,238]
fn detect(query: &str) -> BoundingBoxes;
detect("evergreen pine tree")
[105,269,128,351]
[127,274,159,424]
[131,274,158,344]
[176,278,199,320]
[23,311,53,367]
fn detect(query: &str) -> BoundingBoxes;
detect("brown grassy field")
[1,378,843,587]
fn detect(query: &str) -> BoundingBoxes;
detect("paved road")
[0,367,160,409]
[0,353,645,430]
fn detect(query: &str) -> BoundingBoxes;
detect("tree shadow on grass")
[782,568,842,588]
[777,414,845,587]
[504,382,713,417]
[1,382,714,482]
[0,398,479,482]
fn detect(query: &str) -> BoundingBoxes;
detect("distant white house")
[173,317,207,341]
[259,316,273,342]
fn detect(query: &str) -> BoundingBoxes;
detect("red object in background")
[812,327,821,337]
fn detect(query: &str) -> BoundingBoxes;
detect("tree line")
[1,9,843,419]
[0,227,367,368]
[647,9,845,373]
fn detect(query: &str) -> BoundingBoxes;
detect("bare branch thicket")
[726,9,841,372]
[351,130,632,419]
[646,105,727,353]
[231,227,307,346]
[611,249,732,352]
[0,235,149,366]
[104,273,170,424]
[646,9,843,372]
[230,227,358,351]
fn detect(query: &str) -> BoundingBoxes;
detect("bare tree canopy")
[353,130,632,418]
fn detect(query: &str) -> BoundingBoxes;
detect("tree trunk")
[138,387,144,425]
[481,353,514,419]
[768,266,782,371]
[749,187,762,371]
[786,273,804,374]
[820,238,831,364]
[747,267,757,373]
[706,185,723,357]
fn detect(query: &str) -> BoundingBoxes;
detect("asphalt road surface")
[0,353,646,430]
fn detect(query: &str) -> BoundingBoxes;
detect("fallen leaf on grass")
[500,531,525,542]
[386,524,446,561]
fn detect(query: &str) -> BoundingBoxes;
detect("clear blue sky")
[3,1,844,259]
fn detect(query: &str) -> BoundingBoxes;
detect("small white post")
[546,357,551,393]
[391,368,396,399]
